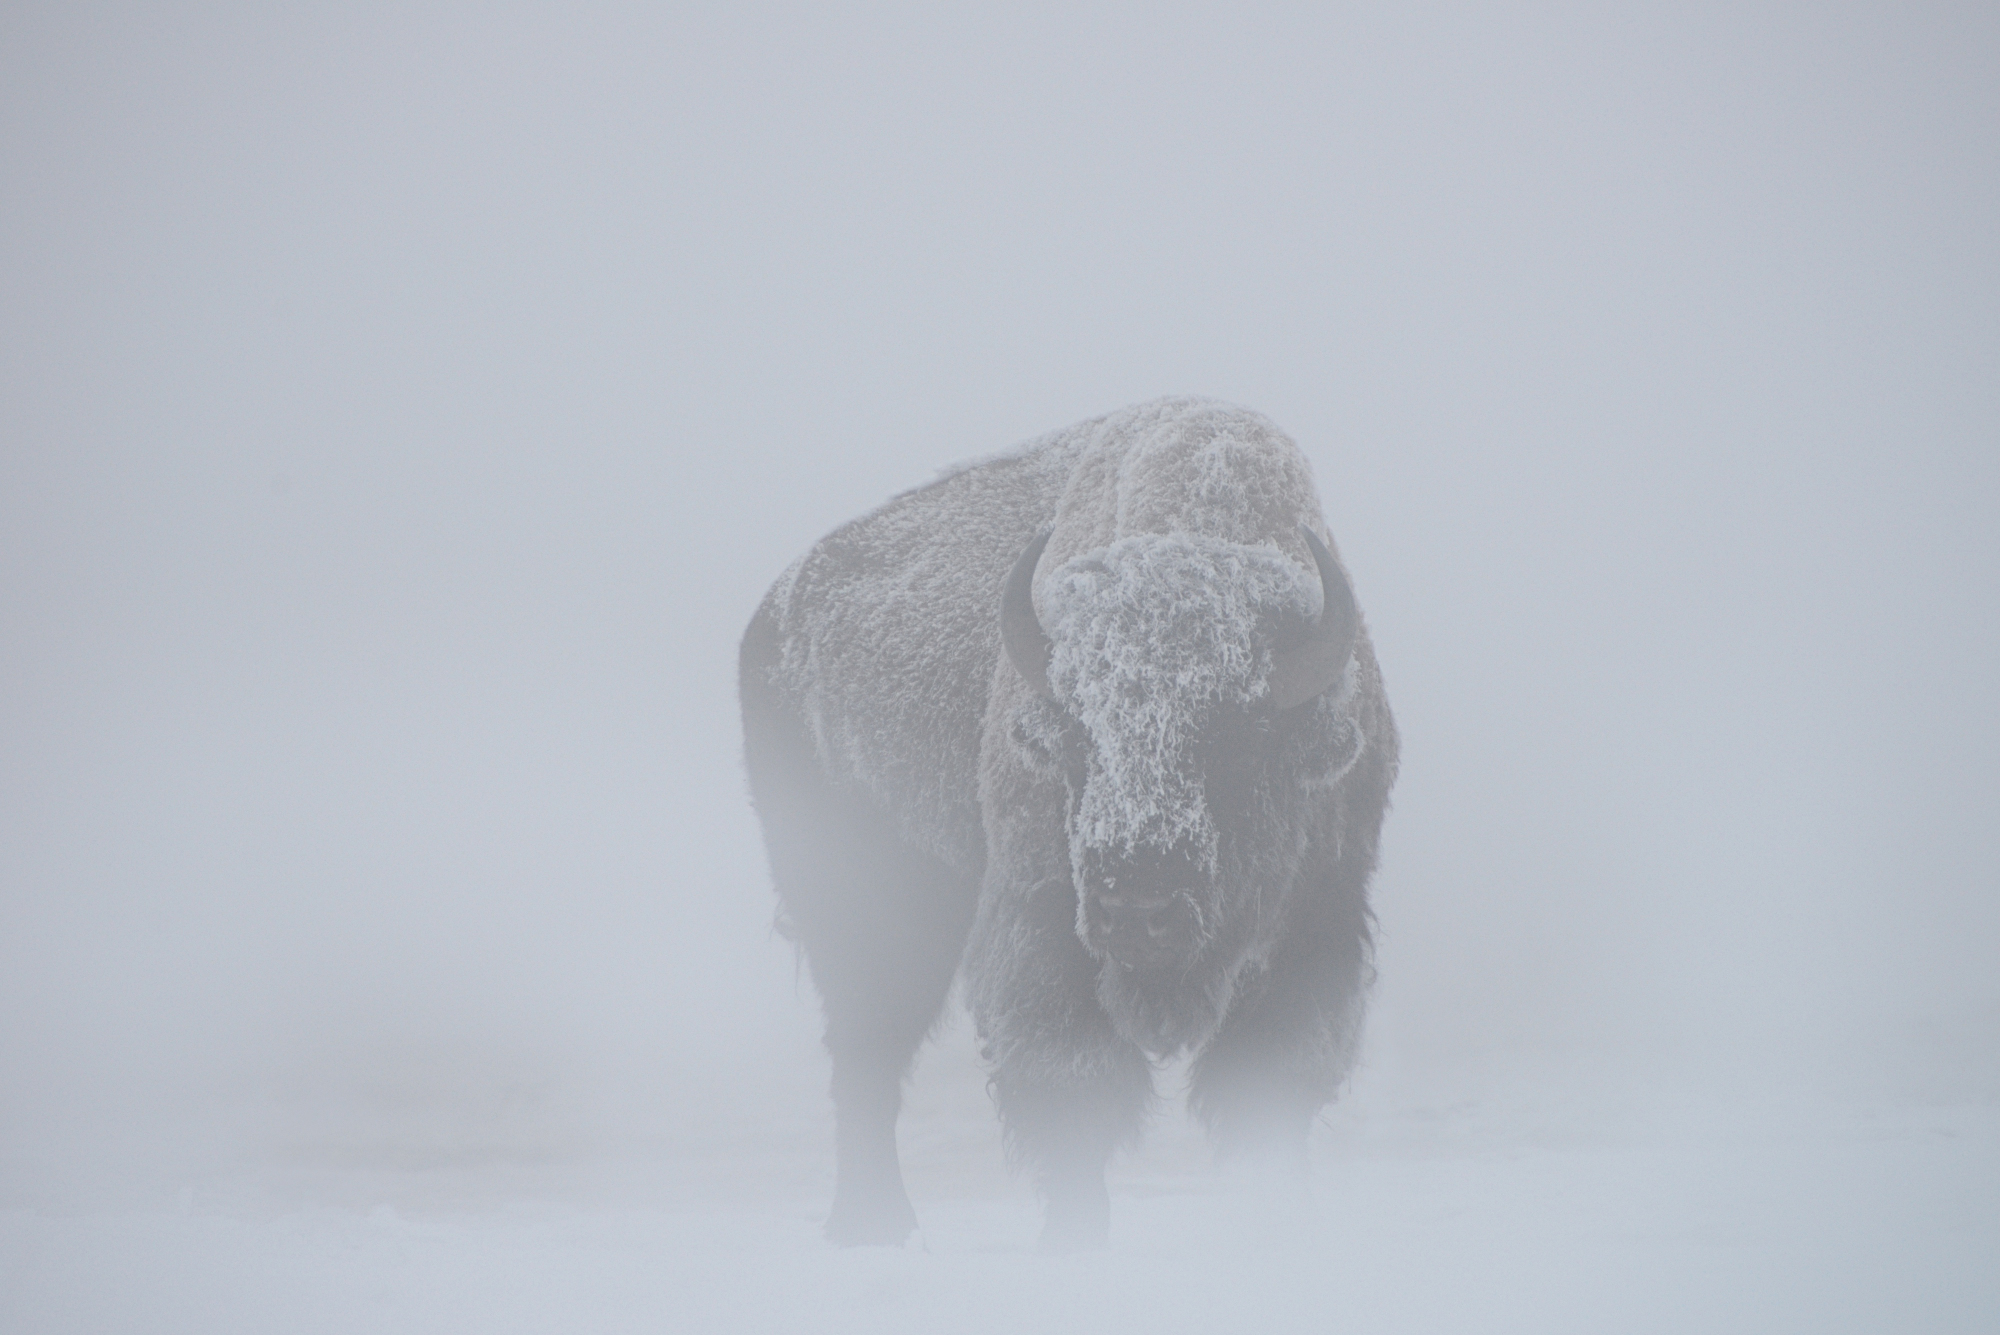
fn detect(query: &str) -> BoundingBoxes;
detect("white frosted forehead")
[1038,534,1314,854]
[1040,533,1317,693]
[1048,531,1312,671]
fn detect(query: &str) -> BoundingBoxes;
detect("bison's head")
[1001,528,1363,1054]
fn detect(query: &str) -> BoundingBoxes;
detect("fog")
[4,2,1996,1328]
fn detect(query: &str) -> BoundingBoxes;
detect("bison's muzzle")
[1077,842,1210,966]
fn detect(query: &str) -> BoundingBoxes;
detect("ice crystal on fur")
[743,397,1398,1249]
[1042,534,1316,859]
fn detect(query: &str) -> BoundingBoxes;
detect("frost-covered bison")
[740,398,1397,1249]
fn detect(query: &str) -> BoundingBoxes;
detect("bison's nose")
[1084,888,1200,962]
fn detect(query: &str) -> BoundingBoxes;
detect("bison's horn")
[1267,525,1358,712]
[1000,530,1056,697]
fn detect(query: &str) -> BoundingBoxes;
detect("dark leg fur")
[1189,861,1373,1166]
[740,609,979,1245]
[1192,727,1393,1164]
[992,1061,1149,1252]
[975,876,1152,1251]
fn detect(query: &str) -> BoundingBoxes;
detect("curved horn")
[1267,525,1358,712]
[1000,530,1056,697]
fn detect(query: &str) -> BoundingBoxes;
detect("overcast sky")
[4,1,1996,1206]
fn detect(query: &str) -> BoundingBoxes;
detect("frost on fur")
[1042,534,1317,861]
[742,397,1398,1248]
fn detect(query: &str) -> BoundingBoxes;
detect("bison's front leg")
[1188,867,1372,1167]
[968,874,1152,1252]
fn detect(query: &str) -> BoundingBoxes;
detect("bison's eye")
[1197,708,1280,754]
[1010,701,1088,777]
[1197,708,1283,804]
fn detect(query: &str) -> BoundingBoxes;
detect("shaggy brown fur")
[741,398,1398,1249]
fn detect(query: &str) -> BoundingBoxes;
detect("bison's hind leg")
[800,844,972,1247]
[741,609,977,1246]
[813,943,950,1244]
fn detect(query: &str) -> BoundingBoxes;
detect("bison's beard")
[1093,936,1249,1057]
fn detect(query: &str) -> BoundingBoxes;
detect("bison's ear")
[1000,530,1056,698]
[1267,525,1358,712]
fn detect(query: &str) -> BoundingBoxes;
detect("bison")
[740,398,1398,1249]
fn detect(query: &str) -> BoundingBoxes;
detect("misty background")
[4,0,1996,1222]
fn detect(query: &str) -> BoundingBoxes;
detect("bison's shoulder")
[751,427,1085,869]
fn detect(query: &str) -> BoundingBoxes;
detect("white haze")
[2,2,1996,1329]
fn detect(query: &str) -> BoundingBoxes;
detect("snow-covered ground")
[7,7,1998,1334]
[8,1018,1995,1335]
